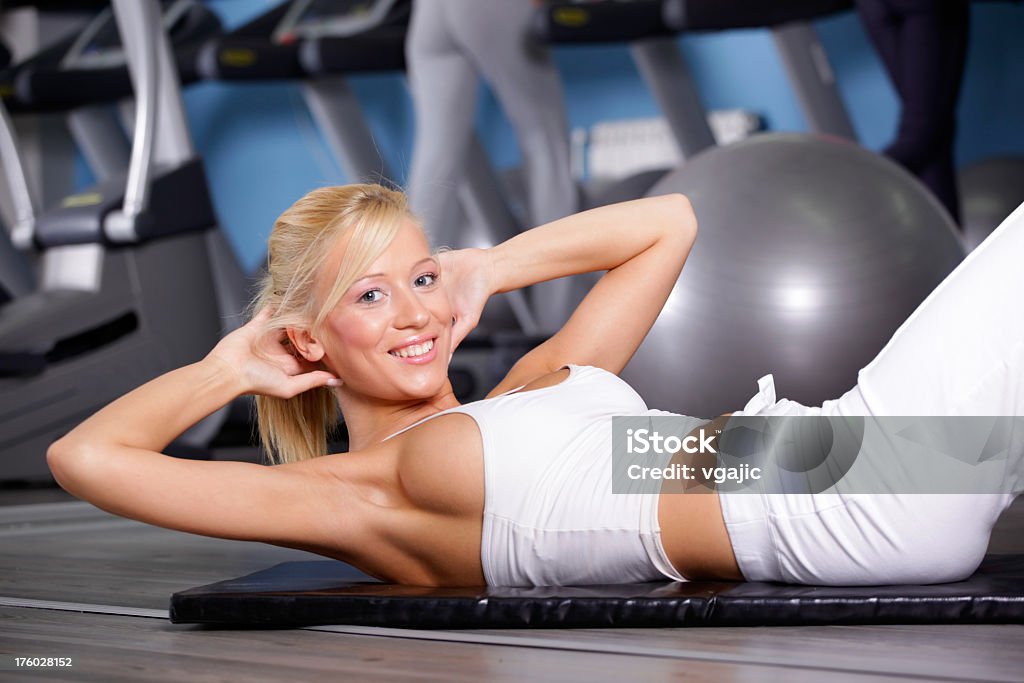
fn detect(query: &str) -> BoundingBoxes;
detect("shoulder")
[392,412,486,516]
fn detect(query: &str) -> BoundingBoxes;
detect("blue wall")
[187,2,1023,271]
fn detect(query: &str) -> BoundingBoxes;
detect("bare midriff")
[658,489,744,581]
[657,413,745,581]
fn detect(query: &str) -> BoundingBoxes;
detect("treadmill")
[2,0,250,327]
[1,6,112,304]
[533,0,857,159]
[0,0,228,482]
[0,36,36,304]
[1,0,226,262]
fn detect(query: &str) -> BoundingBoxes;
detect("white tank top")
[389,364,686,585]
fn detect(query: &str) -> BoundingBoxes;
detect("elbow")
[674,193,698,236]
[46,438,73,490]
[657,193,698,242]
[46,437,92,494]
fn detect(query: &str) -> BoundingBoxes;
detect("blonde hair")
[252,184,411,464]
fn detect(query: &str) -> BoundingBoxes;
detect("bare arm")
[483,194,698,391]
[46,312,349,547]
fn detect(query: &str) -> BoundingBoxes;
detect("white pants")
[722,201,1024,585]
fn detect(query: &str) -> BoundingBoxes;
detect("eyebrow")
[350,257,439,286]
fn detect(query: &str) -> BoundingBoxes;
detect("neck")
[337,382,460,452]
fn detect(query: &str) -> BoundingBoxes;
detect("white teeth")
[390,338,434,358]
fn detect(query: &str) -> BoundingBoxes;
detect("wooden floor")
[1,491,1023,681]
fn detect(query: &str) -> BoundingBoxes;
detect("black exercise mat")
[170,554,1024,629]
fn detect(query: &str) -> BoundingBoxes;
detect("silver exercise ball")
[958,157,1024,253]
[622,133,965,417]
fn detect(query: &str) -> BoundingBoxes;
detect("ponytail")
[255,389,338,465]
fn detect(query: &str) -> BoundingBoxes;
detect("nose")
[393,284,430,329]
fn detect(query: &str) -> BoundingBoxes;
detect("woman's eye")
[359,289,384,304]
[415,272,438,287]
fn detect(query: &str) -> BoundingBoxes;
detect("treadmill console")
[61,0,199,69]
[273,0,404,43]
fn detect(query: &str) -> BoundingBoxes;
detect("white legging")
[721,201,1024,585]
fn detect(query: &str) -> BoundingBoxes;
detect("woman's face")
[316,218,453,400]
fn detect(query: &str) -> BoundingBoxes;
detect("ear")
[286,326,325,363]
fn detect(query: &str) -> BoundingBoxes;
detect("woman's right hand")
[204,307,340,399]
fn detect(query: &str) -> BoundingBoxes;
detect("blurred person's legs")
[855,0,969,221]
[405,0,479,249]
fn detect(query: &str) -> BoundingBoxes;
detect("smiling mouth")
[388,338,436,359]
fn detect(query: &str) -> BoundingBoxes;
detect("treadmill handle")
[0,99,38,249]
[106,0,159,242]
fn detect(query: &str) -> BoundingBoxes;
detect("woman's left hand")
[438,248,496,354]
[205,307,340,399]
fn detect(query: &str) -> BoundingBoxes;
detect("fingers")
[449,314,477,356]
[284,371,342,398]
[451,318,468,351]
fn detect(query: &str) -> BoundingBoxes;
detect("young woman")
[47,185,1023,587]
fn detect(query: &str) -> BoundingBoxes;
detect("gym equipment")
[533,0,858,209]
[0,14,94,306]
[196,0,411,188]
[1,23,114,309]
[0,4,117,247]
[170,553,1024,628]
[2,1,220,190]
[659,0,857,138]
[0,0,231,304]
[533,0,698,210]
[0,0,228,482]
[0,45,36,304]
[7,0,251,329]
[10,1,216,113]
[621,133,964,417]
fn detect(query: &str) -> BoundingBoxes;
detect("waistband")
[719,383,878,582]
[717,491,782,582]
[639,491,687,582]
